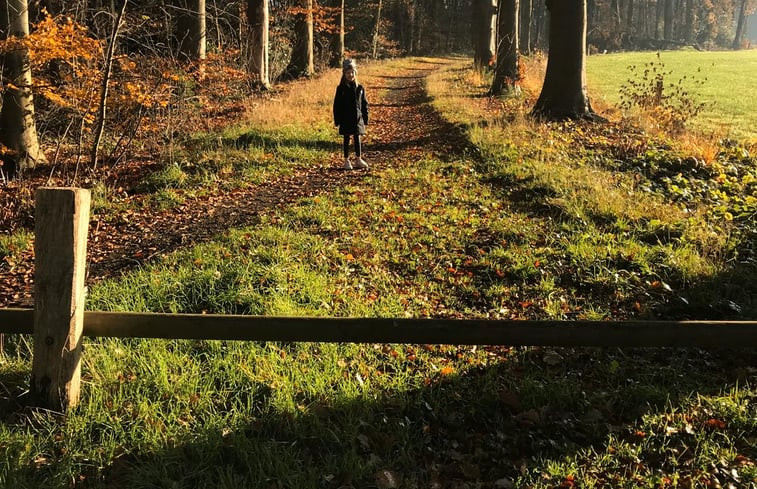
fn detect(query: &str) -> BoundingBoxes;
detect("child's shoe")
[354,158,369,169]
[343,158,353,170]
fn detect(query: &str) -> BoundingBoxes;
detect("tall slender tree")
[331,0,345,66]
[0,0,46,176]
[490,0,519,95]
[520,0,531,53]
[372,0,383,58]
[532,0,598,120]
[663,0,673,39]
[247,0,270,88]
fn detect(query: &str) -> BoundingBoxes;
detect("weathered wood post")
[31,187,90,411]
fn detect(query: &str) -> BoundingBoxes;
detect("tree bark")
[91,0,128,169]
[733,0,748,49]
[178,0,206,66]
[520,0,531,53]
[663,0,673,39]
[490,0,519,95]
[531,0,597,120]
[247,0,271,88]
[287,0,314,77]
[331,0,345,66]
[684,0,694,42]
[472,0,496,68]
[372,0,383,58]
[0,0,47,177]
[654,0,666,39]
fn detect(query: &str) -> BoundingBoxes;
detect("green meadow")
[587,48,757,141]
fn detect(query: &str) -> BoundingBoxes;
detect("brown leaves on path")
[0,59,467,308]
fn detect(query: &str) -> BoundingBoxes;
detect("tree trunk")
[332,0,345,65]
[520,0,531,53]
[733,0,747,49]
[0,0,46,176]
[178,0,206,66]
[654,0,666,39]
[684,0,694,42]
[287,0,314,77]
[247,0,270,88]
[472,0,496,68]
[491,0,519,95]
[663,0,673,39]
[531,0,597,120]
[372,0,383,58]
[91,0,128,169]
[611,0,621,31]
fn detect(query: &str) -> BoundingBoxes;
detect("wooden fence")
[0,188,755,412]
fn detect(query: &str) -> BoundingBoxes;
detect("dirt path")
[0,58,467,308]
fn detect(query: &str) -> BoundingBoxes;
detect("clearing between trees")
[0,56,755,488]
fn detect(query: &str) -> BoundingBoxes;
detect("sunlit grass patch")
[587,49,757,142]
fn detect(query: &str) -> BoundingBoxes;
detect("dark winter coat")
[333,81,368,136]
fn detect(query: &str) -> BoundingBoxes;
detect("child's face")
[344,69,355,81]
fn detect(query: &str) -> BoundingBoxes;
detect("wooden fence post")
[31,188,90,411]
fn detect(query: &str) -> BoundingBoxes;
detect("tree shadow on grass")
[17,346,748,488]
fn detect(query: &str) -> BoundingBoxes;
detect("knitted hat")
[342,58,357,73]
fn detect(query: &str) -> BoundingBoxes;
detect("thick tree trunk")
[531,0,597,120]
[491,0,519,95]
[520,0,531,53]
[247,0,270,88]
[472,0,496,68]
[733,0,748,49]
[287,0,314,77]
[178,0,206,65]
[626,0,634,33]
[0,0,46,176]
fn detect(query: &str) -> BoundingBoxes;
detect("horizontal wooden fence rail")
[2,308,756,348]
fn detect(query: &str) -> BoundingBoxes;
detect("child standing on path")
[333,59,369,170]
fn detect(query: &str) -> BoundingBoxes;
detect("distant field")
[586,49,757,142]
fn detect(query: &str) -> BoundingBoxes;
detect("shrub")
[619,53,708,134]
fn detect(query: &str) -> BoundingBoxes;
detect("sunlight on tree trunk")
[91,0,128,170]
[531,0,600,120]
[0,0,47,177]
[247,0,270,89]
[490,0,520,96]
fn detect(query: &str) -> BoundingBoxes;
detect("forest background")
[0,0,756,487]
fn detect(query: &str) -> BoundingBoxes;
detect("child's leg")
[343,135,351,159]
[354,135,362,157]
[353,135,369,168]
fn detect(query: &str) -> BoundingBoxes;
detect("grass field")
[586,48,757,141]
[1,55,756,488]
